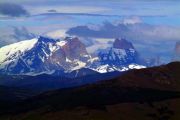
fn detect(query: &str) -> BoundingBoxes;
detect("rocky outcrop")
[113,38,134,49]
[62,37,90,61]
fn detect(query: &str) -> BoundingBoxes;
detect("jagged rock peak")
[113,38,134,49]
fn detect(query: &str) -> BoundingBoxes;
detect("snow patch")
[71,60,86,71]
[128,64,146,69]
[91,64,146,73]
[57,41,67,47]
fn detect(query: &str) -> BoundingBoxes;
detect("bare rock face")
[173,41,180,61]
[46,47,67,70]
[113,38,134,49]
[62,37,90,61]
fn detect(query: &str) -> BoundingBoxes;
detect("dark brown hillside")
[100,62,180,91]
[1,62,180,120]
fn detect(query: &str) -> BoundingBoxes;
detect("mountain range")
[0,36,146,75]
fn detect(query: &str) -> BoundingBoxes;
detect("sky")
[0,0,180,63]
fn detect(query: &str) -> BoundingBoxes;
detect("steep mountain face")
[98,38,139,65]
[173,41,180,61]
[98,48,138,65]
[0,36,92,74]
[62,37,90,61]
[94,38,145,72]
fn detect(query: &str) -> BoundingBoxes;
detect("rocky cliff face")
[62,37,90,61]
[113,38,134,49]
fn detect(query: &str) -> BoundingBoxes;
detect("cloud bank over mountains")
[0,26,35,47]
[0,3,29,17]
[66,17,180,61]
[67,20,180,42]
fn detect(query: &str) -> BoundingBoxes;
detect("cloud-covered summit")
[0,26,35,47]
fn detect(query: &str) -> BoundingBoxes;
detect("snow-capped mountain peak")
[0,36,92,74]
[0,38,38,65]
[89,38,145,73]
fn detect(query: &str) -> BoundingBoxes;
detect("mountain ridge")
[0,36,145,75]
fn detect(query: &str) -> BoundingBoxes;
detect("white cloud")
[0,26,35,47]
[45,29,67,39]
[123,16,142,25]
[26,5,110,15]
[87,38,114,53]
